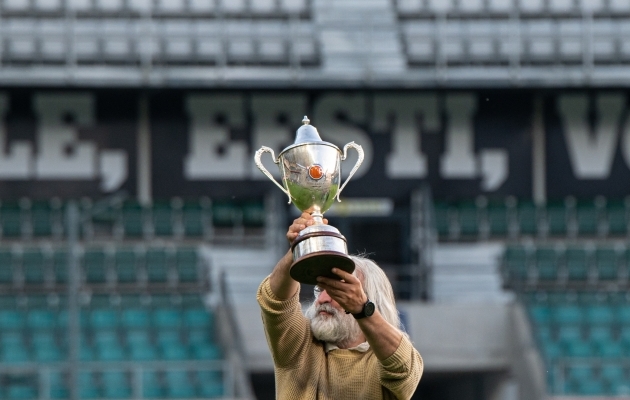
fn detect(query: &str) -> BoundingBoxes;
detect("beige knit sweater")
[257,276,423,400]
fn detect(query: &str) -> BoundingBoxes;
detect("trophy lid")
[294,116,323,144]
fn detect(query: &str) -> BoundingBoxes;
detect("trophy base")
[290,224,355,285]
[290,251,355,285]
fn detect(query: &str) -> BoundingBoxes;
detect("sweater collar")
[325,341,370,353]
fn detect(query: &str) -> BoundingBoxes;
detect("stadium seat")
[242,200,265,227]
[554,305,583,324]
[22,248,47,284]
[121,308,150,328]
[565,247,590,281]
[27,309,56,329]
[79,372,100,399]
[595,247,620,281]
[184,308,212,328]
[456,201,480,238]
[182,199,209,237]
[516,201,539,236]
[0,248,15,284]
[142,370,163,398]
[212,201,242,228]
[433,202,452,239]
[146,248,171,283]
[585,305,615,325]
[153,309,182,328]
[83,248,108,284]
[152,200,177,237]
[0,309,25,329]
[165,370,195,398]
[90,309,118,329]
[544,201,569,237]
[528,305,551,324]
[504,245,530,282]
[6,384,37,400]
[114,249,138,283]
[1,201,25,238]
[176,248,199,282]
[604,199,627,236]
[535,246,559,281]
[53,250,68,284]
[102,371,131,399]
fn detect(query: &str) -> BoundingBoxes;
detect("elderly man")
[257,212,423,399]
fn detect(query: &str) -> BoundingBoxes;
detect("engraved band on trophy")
[254,116,364,285]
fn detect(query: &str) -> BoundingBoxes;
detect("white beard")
[305,302,363,348]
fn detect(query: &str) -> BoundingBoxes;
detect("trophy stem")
[311,213,324,224]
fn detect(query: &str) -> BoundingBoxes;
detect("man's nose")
[317,289,333,303]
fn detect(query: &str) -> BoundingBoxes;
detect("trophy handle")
[254,146,292,204]
[335,142,364,202]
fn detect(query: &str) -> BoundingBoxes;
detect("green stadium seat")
[516,201,539,236]
[242,200,265,227]
[528,305,551,325]
[1,201,24,238]
[192,343,222,360]
[79,372,100,399]
[567,364,594,381]
[545,202,568,236]
[188,329,212,346]
[83,249,108,284]
[53,250,68,284]
[184,308,212,328]
[589,326,614,344]
[102,371,131,399]
[27,309,56,329]
[156,330,181,346]
[487,201,509,237]
[596,341,623,358]
[535,247,559,281]
[0,310,25,329]
[600,364,626,386]
[49,371,68,399]
[566,340,593,357]
[554,306,583,324]
[540,340,562,361]
[152,200,176,237]
[457,201,479,237]
[565,247,590,281]
[121,309,150,328]
[6,384,36,400]
[165,370,195,398]
[605,200,627,236]
[0,248,15,284]
[212,201,241,228]
[617,306,630,325]
[1,346,30,363]
[154,309,182,328]
[31,200,54,237]
[121,201,147,238]
[22,249,46,284]
[182,200,207,237]
[576,201,600,236]
[142,370,163,398]
[575,378,605,395]
[114,249,138,283]
[535,325,552,343]
[595,247,620,281]
[90,309,118,329]
[433,202,451,238]
[557,325,583,344]
[162,342,189,360]
[146,248,171,283]
[176,248,199,282]
[130,343,158,361]
[504,246,529,281]
[585,305,615,325]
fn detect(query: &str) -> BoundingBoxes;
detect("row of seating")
[0,0,309,16]
[502,244,630,286]
[0,368,224,399]
[434,197,630,241]
[523,293,630,394]
[404,22,628,66]
[0,197,265,240]
[0,292,225,399]
[1,35,320,67]
[396,0,630,16]
[0,246,204,287]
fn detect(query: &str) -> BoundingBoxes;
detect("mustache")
[315,303,338,316]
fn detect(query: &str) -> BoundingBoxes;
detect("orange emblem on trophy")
[308,165,324,180]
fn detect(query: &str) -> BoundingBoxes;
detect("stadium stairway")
[201,246,278,372]
[313,0,406,74]
[432,243,514,304]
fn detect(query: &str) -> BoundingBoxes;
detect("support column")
[137,93,152,205]
[532,95,546,205]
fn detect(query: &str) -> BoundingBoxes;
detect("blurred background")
[0,0,629,399]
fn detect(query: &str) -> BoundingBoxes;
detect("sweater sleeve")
[378,335,423,400]
[257,275,313,369]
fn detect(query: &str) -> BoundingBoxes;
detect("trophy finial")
[302,116,310,125]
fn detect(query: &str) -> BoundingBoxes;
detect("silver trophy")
[255,116,364,285]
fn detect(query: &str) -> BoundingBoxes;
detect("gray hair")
[350,255,402,331]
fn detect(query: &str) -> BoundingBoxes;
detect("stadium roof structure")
[1,0,630,88]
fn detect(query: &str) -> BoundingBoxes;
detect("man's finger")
[331,268,359,283]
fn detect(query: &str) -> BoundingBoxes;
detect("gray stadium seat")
[34,0,61,11]
[96,0,123,12]
[488,0,513,13]
[251,0,276,14]
[66,0,91,11]
[609,0,630,13]
[157,0,185,13]
[3,0,30,11]
[128,0,152,13]
[580,0,605,13]
[280,0,307,14]
[549,0,575,13]
[458,0,484,14]
[189,0,215,13]
[519,0,544,13]
[427,0,453,14]
[221,0,245,14]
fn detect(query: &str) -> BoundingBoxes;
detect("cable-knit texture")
[257,276,423,400]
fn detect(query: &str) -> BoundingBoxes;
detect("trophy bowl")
[255,116,364,285]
